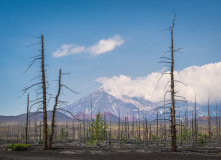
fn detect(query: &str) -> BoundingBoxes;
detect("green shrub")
[58,128,67,140]
[87,111,108,146]
[151,133,156,140]
[38,140,43,144]
[198,138,206,144]
[6,143,31,151]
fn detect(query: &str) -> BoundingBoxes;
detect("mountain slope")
[62,87,154,118]
[61,87,216,121]
[0,110,73,123]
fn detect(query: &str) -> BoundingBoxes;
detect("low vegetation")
[6,143,31,151]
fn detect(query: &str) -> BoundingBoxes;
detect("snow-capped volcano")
[62,87,155,118]
[61,87,214,121]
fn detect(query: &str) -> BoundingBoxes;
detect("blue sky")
[0,0,221,115]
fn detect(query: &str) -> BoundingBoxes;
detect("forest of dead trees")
[1,12,220,153]
[0,109,220,148]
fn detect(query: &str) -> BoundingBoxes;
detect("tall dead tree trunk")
[208,95,211,145]
[118,110,120,141]
[192,110,194,142]
[156,109,159,147]
[48,69,62,149]
[39,121,42,142]
[109,112,111,146]
[132,113,134,140]
[170,13,177,152]
[194,94,197,145]
[138,106,140,140]
[219,104,221,146]
[25,94,29,144]
[40,35,48,150]
[216,102,218,144]
[90,96,93,120]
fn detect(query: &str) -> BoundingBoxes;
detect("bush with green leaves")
[42,125,50,140]
[58,128,67,140]
[87,111,108,146]
[151,133,156,140]
[6,143,31,151]
[181,126,189,141]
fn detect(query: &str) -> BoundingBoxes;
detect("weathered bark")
[132,113,134,140]
[48,69,62,149]
[216,102,218,143]
[194,94,197,145]
[170,13,177,152]
[41,35,48,150]
[219,104,221,146]
[118,110,120,140]
[192,110,194,142]
[109,111,111,146]
[156,109,159,147]
[39,121,41,142]
[208,95,211,145]
[25,94,29,144]
[138,106,140,140]
[146,117,148,146]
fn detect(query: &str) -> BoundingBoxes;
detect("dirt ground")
[1,142,221,160]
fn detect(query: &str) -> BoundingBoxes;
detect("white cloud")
[53,44,85,57]
[96,62,221,105]
[52,35,124,57]
[87,35,124,55]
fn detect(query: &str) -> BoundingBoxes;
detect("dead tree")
[219,104,221,146]
[138,106,141,140]
[157,12,184,152]
[194,94,197,145]
[41,35,48,149]
[21,35,48,149]
[216,101,218,144]
[109,112,112,146]
[169,13,177,152]
[156,109,159,147]
[25,94,29,144]
[48,69,61,149]
[208,95,211,145]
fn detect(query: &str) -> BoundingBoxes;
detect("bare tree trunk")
[138,106,140,140]
[90,95,93,120]
[219,104,221,146]
[181,121,183,145]
[34,118,37,141]
[127,113,129,140]
[118,110,120,144]
[39,121,42,142]
[143,114,145,142]
[72,123,75,141]
[216,102,218,144]
[156,109,158,147]
[48,69,61,149]
[41,35,48,150]
[109,112,111,146]
[208,95,211,145]
[83,114,85,140]
[192,110,194,143]
[194,94,197,145]
[132,113,134,140]
[25,94,29,144]
[66,123,68,140]
[164,98,166,146]
[146,117,148,146]
[170,13,177,152]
